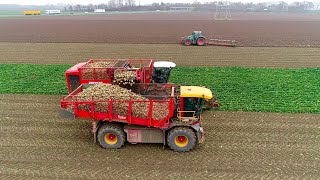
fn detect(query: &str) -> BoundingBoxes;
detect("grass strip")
[0,64,69,95]
[0,64,319,113]
[171,67,320,113]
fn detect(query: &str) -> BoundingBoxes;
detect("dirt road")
[1,94,320,179]
[1,43,319,68]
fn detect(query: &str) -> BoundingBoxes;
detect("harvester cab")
[181,31,206,46]
[152,61,176,83]
[178,86,212,119]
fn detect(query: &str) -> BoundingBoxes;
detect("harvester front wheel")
[197,38,206,46]
[97,123,126,149]
[167,127,196,152]
[184,39,192,46]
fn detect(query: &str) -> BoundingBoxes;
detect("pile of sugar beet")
[76,83,169,120]
[81,61,115,80]
[81,61,137,86]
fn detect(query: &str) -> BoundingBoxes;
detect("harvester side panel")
[61,84,175,129]
[78,59,118,84]
[77,59,154,84]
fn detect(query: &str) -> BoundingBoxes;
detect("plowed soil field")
[0,12,320,47]
[1,94,320,179]
[1,43,320,68]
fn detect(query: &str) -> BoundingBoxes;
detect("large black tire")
[184,39,192,46]
[97,123,126,149]
[167,127,196,152]
[197,38,206,46]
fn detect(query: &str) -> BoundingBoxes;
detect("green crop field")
[0,11,23,17]
[1,64,319,113]
[171,67,320,113]
[0,64,69,94]
[0,11,21,15]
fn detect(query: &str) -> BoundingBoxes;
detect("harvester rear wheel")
[97,123,126,149]
[184,39,192,46]
[167,127,196,152]
[197,38,205,46]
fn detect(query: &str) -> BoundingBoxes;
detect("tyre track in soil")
[0,43,320,68]
[1,94,320,179]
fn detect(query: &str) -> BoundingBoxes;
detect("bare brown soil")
[1,94,320,179]
[0,43,319,68]
[18,12,320,21]
[0,12,320,47]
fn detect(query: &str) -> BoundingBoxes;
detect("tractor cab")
[152,61,176,83]
[192,31,203,38]
[178,86,213,122]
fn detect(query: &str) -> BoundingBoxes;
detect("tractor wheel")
[197,38,206,46]
[97,123,126,149]
[167,127,196,152]
[184,39,192,46]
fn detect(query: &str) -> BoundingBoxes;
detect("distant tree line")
[62,1,318,12]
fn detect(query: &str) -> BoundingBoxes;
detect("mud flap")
[59,109,75,120]
[92,121,100,144]
[191,123,205,144]
[199,127,205,143]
